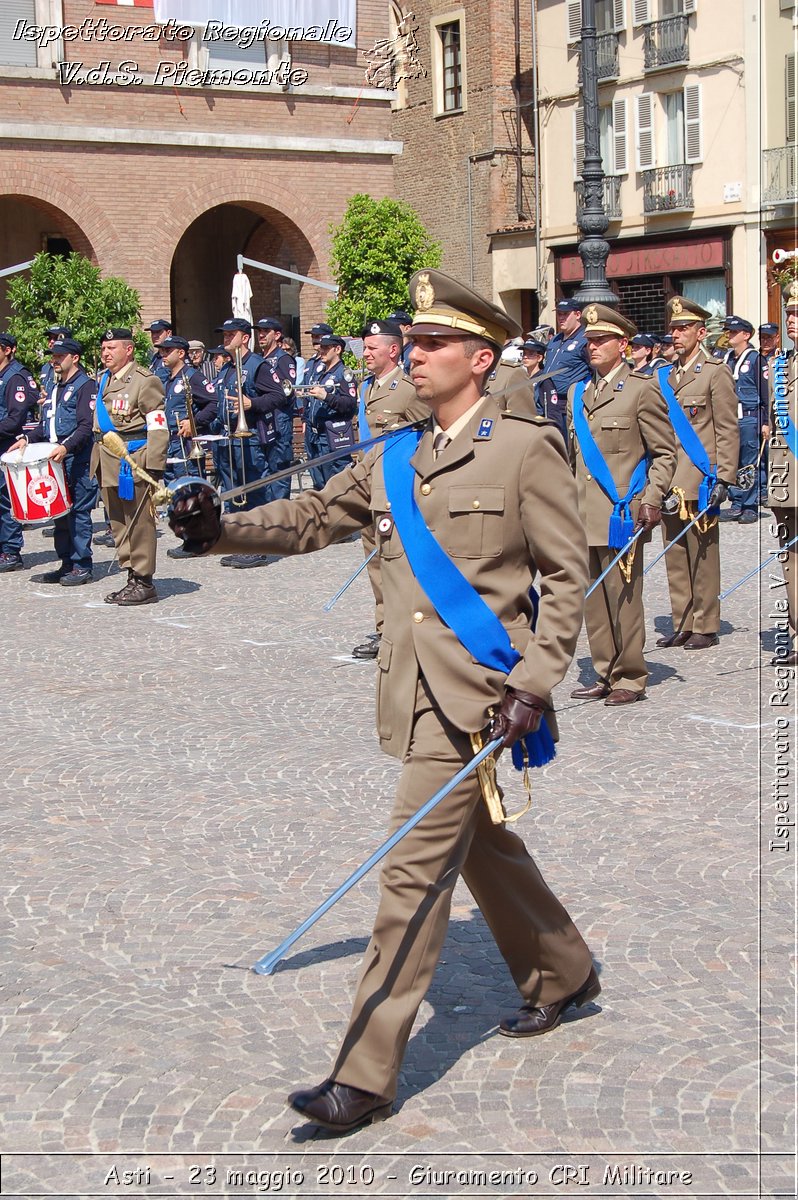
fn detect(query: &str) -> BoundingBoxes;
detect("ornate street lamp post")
[573,0,618,305]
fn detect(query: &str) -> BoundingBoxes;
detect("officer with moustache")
[168,269,597,1135]
[0,333,39,573]
[567,306,676,705]
[303,334,358,489]
[351,318,429,660]
[9,338,98,585]
[39,325,72,398]
[653,297,739,650]
[762,284,798,666]
[92,327,168,606]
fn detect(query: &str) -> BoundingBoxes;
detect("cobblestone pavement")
[0,505,794,1198]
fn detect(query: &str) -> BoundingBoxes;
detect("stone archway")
[169,200,324,347]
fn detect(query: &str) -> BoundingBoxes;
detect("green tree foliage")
[6,252,150,377]
[325,195,441,334]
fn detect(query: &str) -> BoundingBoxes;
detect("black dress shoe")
[499,966,601,1038]
[569,683,610,700]
[288,1080,392,1133]
[683,632,719,650]
[352,633,380,659]
[230,554,280,568]
[167,545,200,559]
[656,630,692,648]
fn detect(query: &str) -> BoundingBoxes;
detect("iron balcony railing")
[577,32,620,84]
[642,164,694,213]
[575,175,623,222]
[762,146,798,206]
[643,15,689,70]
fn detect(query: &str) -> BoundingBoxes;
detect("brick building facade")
[390,1,537,328]
[0,0,398,352]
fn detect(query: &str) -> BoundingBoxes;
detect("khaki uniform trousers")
[661,511,721,636]
[332,679,594,1101]
[585,544,647,693]
[772,507,797,647]
[361,525,383,635]
[103,478,157,580]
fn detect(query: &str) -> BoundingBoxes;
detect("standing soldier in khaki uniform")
[653,297,739,650]
[91,328,168,606]
[352,319,429,660]
[763,284,798,665]
[169,269,598,1135]
[567,305,676,705]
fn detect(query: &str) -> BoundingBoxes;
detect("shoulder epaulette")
[500,409,552,427]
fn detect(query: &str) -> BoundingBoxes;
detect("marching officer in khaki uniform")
[764,283,798,665]
[567,305,676,705]
[352,318,429,660]
[653,297,739,650]
[91,327,168,606]
[169,269,598,1135]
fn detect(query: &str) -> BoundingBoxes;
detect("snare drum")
[0,443,73,525]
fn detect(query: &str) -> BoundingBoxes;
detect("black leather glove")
[489,687,547,749]
[708,481,728,509]
[633,502,661,533]
[167,480,222,554]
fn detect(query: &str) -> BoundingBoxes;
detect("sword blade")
[718,533,798,600]
[643,506,712,576]
[585,528,644,598]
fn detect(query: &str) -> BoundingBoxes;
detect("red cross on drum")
[0,444,72,525]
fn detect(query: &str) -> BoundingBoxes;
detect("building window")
[431,11,466,116]
[662,91,685,164]
[1,0,63,69]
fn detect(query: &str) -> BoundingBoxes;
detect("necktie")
[433,431,451,460]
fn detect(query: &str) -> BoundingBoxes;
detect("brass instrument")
[227,348,251,508]
[181,369,206,473]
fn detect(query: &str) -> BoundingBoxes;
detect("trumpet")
[181,369,206,474]
[226,348,251,508]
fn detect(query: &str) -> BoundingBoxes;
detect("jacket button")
[420,483,431,495]
[413,611,424,623]
[385,500,391,510]
[472,499,480,509]
[586,474,592,481]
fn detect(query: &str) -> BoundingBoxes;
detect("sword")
[585,528,644,598]
[250,736,504,976]
[718,533,798,600]
[323,547,378,612]
[643,505,712,577]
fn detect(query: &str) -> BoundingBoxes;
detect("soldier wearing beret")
[763,284,798,665]
[92,327,168,606]
[0,333,40,573]
[567,305,676,704]
[351,319,429,660]
[720,315,769,523]
[169,268,598,1135]
[653,297,739,650]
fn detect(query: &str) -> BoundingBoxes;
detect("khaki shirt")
[91,363,167,486]
[363,365,428,430]
[213,398,589,760]
[567,363,677,546]
[657,356,739,499]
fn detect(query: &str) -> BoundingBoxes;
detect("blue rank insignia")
[390,380,397,390]
[615,380,625,390]
[694,363,702,373]
[477,418,494,439]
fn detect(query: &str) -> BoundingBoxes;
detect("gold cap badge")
[415,273,435,311]
[584,305,598,325]
[671,298,683,316]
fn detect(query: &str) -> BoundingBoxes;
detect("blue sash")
[94,370,144,500]
[358,380,371,442]
[382,428,555,770]
[773,353,798,460]
[656,365,717,509]
[571,381,648,547]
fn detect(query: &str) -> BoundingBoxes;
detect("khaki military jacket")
[486,360,537,414]
[768,351,798,509]
[566,364,676,547]
[363,365,428,430]
[213,398,589,761]
[91,363,167,487]
[656,356,739,500]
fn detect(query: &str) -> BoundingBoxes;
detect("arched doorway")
[169,202,320,346]
[0,195,96,324]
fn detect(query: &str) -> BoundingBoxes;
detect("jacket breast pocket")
[370,487,404,560]
[600,415,632,453]
[446,485,505,558]
[683,397,707,423]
